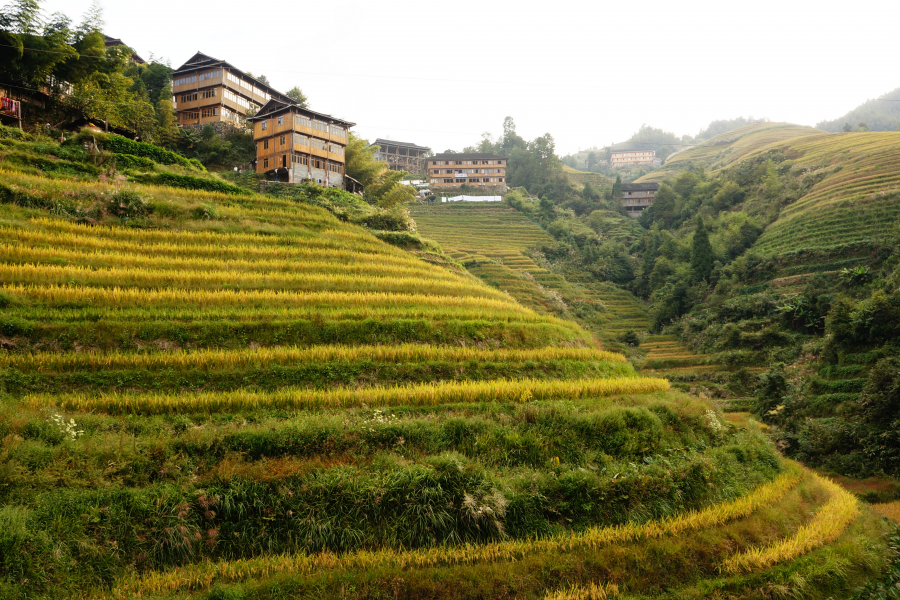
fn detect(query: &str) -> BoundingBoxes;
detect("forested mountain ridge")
[816,87,900,132]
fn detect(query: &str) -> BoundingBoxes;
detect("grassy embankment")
[0,133,891,599]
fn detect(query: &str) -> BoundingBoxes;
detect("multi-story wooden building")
[610,149,657,168]
[171,52,292,128]
[427,153,508,190]
[621,182,659,218]
[370,139,431,174]
[103,36,146,64]
[248,99,355,187]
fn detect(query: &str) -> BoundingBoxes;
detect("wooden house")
[171,52,292,128]
[610,149,658,168]
[427,153,508,191]
[370,139,431,175]
[248,99,355,187]
[621,182,659,217]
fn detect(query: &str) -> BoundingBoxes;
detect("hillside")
[562,165,614,189]
[621,121,900,495]
[409,202,650,350]
[816,87,900,132]
[0,131,893,599]
[636,122,825,183]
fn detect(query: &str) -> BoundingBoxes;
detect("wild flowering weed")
[46,410,83,440]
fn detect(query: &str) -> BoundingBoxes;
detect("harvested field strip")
[30,377,671,414]
[543,583,619,600]
[2,345,626,372]
[103,469,801,597]
[872,502,900,524]
[722,474,859,573]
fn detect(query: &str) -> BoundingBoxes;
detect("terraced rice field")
[409,203,654,348]
[751,132,900,257]
[87,464,885,600]
[637,122,825,183]
[0,161,890,599]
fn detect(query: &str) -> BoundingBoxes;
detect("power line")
[0,81,155,107]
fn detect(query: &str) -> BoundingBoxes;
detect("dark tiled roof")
[247,99,356,128]
[428,153,507,160]
[371,139,431,151]
[173,51,291,103]
[622,183,660,191]
[103,35,145,64]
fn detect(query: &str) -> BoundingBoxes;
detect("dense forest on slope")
[816,87,900,132]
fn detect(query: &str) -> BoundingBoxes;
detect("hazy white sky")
[38,0,900,155]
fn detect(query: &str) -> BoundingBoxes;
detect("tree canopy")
[0,0,175,142]
[286,87,308,108]
[344,134,416,208]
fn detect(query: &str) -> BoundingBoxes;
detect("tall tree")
[690,215,715,282]
[587,151,597,170]
[154,81,178,147]
[285,86,308,108]
[74,0,103,39]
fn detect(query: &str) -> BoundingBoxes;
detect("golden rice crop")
[722,474,859,574]
[30,376,669,415]
[0,263,508,299]
[543,582,619,600]
[0,243,465,282]
[871,501,900,525]
[1,227,430,269]
[2,283,538,314]
[25,217,382,253]
[99,469,801,598]
[12,303,554,325]
[0,345,626,372]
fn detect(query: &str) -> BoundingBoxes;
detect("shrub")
[112,153,156,171]
[150,173,247,195]
[191,204,220,220]
[107,189,152,219]
[97,133,199,169]
[0,124,31,141]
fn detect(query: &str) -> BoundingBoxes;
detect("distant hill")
[561,164,613,188]
[816,88,900,132]
[636,122,825,183]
